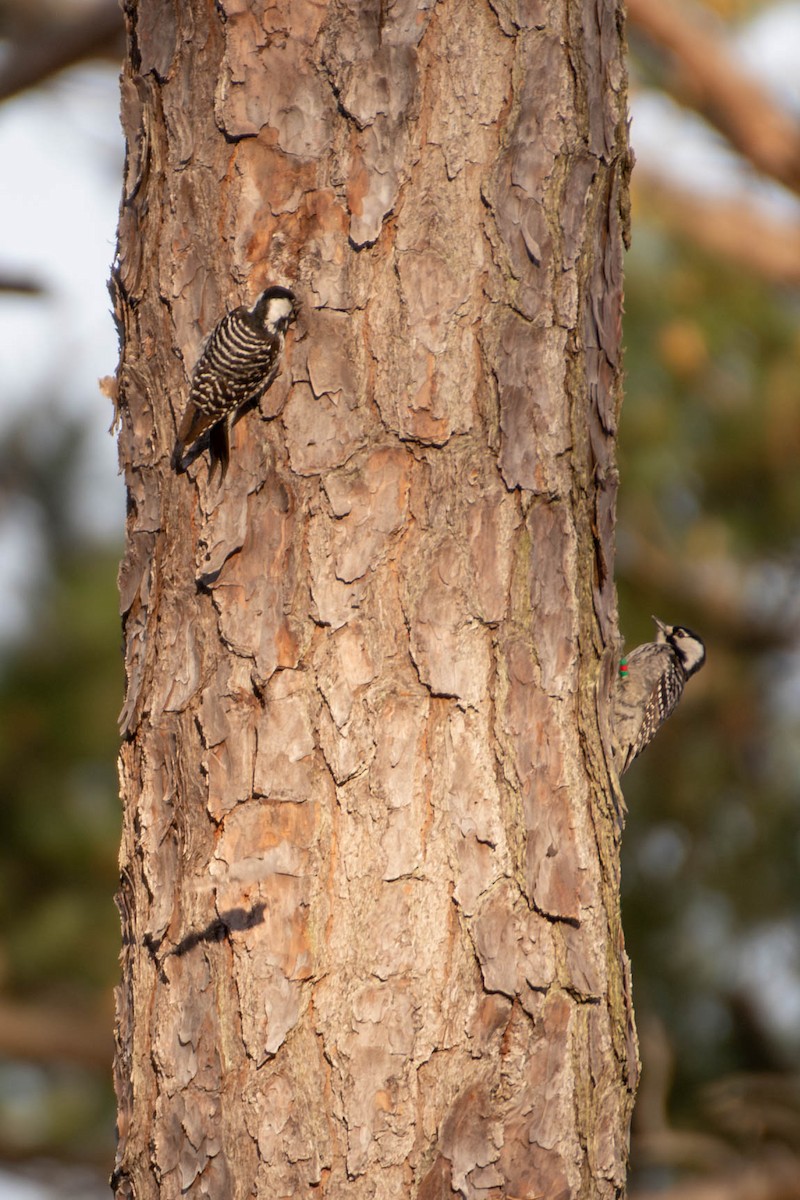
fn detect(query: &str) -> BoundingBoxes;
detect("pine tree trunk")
[112,1,635,1197]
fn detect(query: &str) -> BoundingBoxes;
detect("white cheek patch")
[269,298,294,324]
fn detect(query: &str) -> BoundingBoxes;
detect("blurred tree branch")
[0,272,44,294]
[633,171,800,286]
[632,1020,800,1200]
[628,0,800,195]
[0,996,112,1071]
[0,0,122,103]
[632,1161,800,1200]
[619,530,799,650]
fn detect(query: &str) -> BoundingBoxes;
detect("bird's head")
[653,616,706,677]
[254,286,299,335]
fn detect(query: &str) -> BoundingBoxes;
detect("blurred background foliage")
[620,1,800,1194]
[0,0,799,1197]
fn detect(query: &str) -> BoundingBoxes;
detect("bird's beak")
[652,615,667,633]
[289,300,305,340]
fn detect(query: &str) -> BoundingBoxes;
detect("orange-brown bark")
[113,2,635,1197]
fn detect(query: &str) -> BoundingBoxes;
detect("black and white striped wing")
[177,308,281,452]
[614,643,685,773]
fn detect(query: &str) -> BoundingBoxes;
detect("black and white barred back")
[613,617,706,774]
[173,285,297,480]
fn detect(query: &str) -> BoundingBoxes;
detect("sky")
[0,63,123,642]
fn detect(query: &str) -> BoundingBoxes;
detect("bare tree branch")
[0,996,112,1071]
[633,171,800,286]
[618,529,798,649]
[631,1161,800,1200]
[0,273,44,294]
[628,0,800,195]
[0,0,122,103]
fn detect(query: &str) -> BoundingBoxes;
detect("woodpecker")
[173,285,298,480]
[613,616,706,774]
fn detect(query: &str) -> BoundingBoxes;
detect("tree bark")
[112,1,635,1197]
